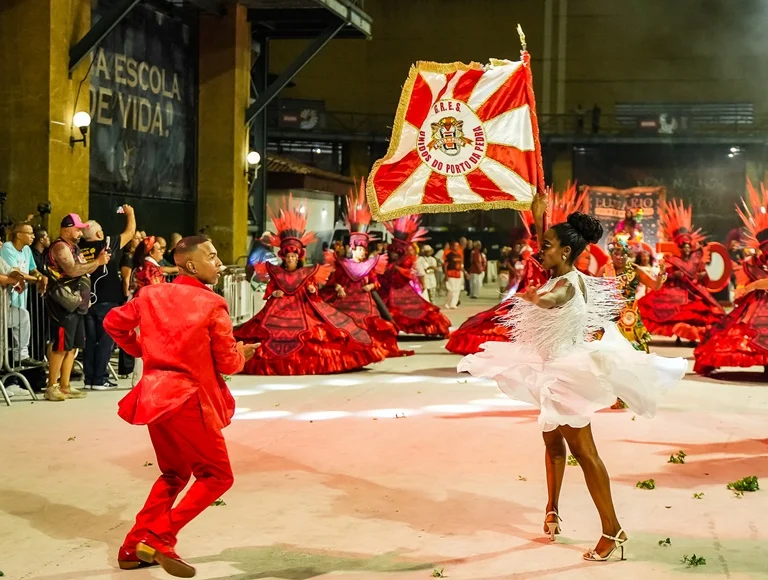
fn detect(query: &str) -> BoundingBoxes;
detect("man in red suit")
[104,236,256,577]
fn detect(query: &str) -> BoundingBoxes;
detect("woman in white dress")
[458,193,686,562]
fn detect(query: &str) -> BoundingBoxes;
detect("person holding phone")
[79,204,136,390]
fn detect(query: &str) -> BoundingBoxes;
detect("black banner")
[586,186,665,249]
[89,2,195,201]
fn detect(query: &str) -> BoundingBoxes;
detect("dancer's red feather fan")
[737,179,768,251]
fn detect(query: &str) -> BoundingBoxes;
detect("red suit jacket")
[104,275,245,430]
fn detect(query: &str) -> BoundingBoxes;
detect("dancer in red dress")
[235,196,386,375]
[695,180,768,374]
[445,183,591,356]
[104,236,256,577]
[379,215,451,338]
[321,183,413,358]
[638,200,724,342]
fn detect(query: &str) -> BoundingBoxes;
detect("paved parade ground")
[2,288,768,580]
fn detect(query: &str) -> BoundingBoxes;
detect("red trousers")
[122,394,234,550]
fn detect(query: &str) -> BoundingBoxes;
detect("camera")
[37,202,52,216]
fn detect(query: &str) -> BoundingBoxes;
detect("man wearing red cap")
[104,236,256,577]
[45,213,109,401]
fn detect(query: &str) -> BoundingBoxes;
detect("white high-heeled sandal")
[583,529,629,561]
[544,511,562,541]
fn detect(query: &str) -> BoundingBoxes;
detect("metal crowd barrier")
[217,267,264,327]
[0,285,42,406]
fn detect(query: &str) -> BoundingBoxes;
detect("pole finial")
[517,24,527,52]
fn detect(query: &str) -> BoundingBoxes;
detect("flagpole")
[517,24,527,54]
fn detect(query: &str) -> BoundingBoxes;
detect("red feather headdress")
[660,199,705,249]
[384,214,428,253]
[267,194,316,259]
[345,179,373,248]
[737,179,768,251]
[519,183,583,238]
[547,182,588,224]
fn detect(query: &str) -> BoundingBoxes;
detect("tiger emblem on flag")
[427,117,473,157]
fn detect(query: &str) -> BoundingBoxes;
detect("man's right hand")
[237,341,259,361]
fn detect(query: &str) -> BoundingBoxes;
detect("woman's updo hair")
[550,212,604,264]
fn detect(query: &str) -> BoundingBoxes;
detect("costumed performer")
[694,180,768,374]
[614,207,644,246]
[604,238,666,353]
[235,196,387,375]
[104,236,257,577]
[321,183,413,358]
[638,200,724,342]
[378,215,451,338]
[458,193,686,562]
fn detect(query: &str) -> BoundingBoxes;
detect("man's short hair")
[173,235,211,267]
[11,222,33,240]
[81,220,102,241]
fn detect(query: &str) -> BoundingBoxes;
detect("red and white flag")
[367,56,545,221]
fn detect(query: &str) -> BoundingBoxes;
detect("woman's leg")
[559,423,626,555]
[542,429,566,533]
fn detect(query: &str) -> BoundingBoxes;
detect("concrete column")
[197,1,250,264]
[0,0,91,230]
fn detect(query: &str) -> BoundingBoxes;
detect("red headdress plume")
[267,194,316,259]
[519,183,583,241]
[384,214,428,253]
[660,199,705,249]
[345,179,373,249]
[737,179,768,251]
[547,182,588,224]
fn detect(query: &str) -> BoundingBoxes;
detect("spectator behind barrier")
[79,205,136,390]
[45,213,109,402]
[1,223,47,367]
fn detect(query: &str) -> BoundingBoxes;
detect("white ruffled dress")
[457,269,687,431]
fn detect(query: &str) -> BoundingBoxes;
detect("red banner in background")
[584,186,666,249]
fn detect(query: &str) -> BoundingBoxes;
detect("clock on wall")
[299,108,319,130]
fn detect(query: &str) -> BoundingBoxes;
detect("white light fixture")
[70,111,91,147]
[246,150,262,184]
[730,146,740,153]
[728,153,735,158]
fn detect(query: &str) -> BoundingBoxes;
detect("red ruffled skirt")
[367,316,414,358]
[234,307,386,376]
[445,301,513,355]
[383,286,451,338]
[694,290,768,374]
[638,283,724,342]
